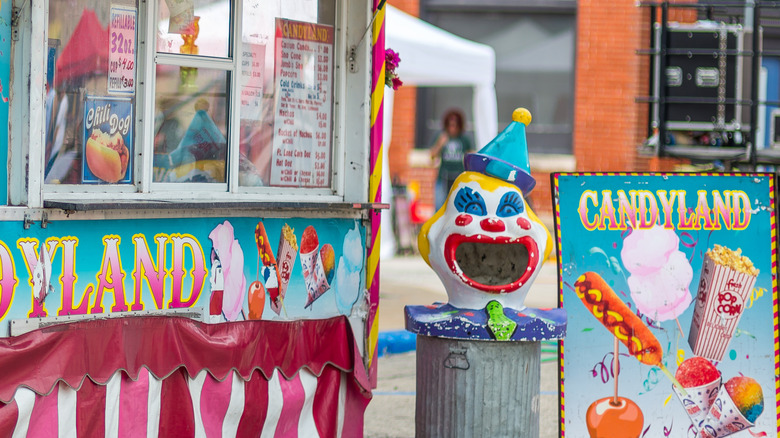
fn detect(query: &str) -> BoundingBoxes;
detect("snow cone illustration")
[673,356,722,428]
[699,376,764,437]
[418,108,552,311]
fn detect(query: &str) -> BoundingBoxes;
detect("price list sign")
[108,6,137,94]
[270,18,334,188]
[240,43,266,121]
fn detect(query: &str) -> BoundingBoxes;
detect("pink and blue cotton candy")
[209,221,247,321]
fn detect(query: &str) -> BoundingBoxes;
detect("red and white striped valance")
[0,316,371,437]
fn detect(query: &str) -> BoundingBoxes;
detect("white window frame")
[12,0,372,208]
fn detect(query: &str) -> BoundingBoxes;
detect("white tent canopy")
[380,6,498,258]
[385,6,498,148]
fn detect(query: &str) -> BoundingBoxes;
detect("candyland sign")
[554,173,778,438]
[0,216,366,337]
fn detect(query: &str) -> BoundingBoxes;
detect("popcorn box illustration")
[272,223,298,314]
[688,245,758,362]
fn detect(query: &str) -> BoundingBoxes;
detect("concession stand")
[0,0,386,435]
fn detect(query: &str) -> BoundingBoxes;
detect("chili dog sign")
[82,96,133,184]
[554,173,778,438]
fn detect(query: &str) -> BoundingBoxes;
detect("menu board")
[240,43,266,121]
[108,6,137,94]
[270,18,333,188]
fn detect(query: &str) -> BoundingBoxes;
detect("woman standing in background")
[430,108,473,209]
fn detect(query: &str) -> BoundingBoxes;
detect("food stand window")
[41,0,344,198]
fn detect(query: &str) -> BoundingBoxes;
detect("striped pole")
[366,0,386,387]
[771,177,779,431]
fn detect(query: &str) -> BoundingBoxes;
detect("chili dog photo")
[85,129,129,183]
[82,96,133,184]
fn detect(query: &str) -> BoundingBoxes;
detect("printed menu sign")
[164,0,194,34]
[108,6,136,94]
[270,18,333,188]
[240,43,266,121]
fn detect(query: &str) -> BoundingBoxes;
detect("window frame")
[13,0,372,208]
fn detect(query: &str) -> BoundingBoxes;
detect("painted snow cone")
[300,226,335,308]
[673,357,722,428]
[698,376,764,437]
[408,108,565,342]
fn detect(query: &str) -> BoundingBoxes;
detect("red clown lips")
[443,233,539,293]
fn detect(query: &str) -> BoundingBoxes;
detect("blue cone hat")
[464,108,536,194]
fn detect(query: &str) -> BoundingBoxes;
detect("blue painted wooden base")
[405,302,567,341]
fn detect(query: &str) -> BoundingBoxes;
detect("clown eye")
[454,187,487,216]
[496,192,525,217]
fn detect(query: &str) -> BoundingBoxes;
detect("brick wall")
[388,87,417,184]
[387,1,420,185]
[407,164,436,208]
[574,1,697,174]
[527,170,554,225]
[574,1,651,172]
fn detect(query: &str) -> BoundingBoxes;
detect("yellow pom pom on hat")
[512,108,532,126]
[464,107,536,194]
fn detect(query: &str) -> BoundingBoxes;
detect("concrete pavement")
[364,255,561,438]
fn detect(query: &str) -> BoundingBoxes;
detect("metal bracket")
[443,348,470,370]
[11,7,21,41]
[23,212,49,229]
[348,0,387,74]
[348,46,358,73]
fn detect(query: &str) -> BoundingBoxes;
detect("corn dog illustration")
[256,222,278,267]
[574,272,686,395]
[574,271,663,366]
[255,221,282,314]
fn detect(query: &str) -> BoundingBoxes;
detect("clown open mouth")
[444,234,539,293]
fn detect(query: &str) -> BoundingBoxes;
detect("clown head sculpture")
[418,108,552,311]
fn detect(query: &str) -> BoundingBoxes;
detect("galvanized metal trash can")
[415,335,541,438]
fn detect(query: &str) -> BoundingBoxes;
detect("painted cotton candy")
[342,223,364,268]
[626,250,692,321]
[335,223,364,314]
[209,221,247,321]
[621,225,680,275]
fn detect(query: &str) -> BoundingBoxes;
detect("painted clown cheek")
[455,214,473,227]
[516,217,532,230]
